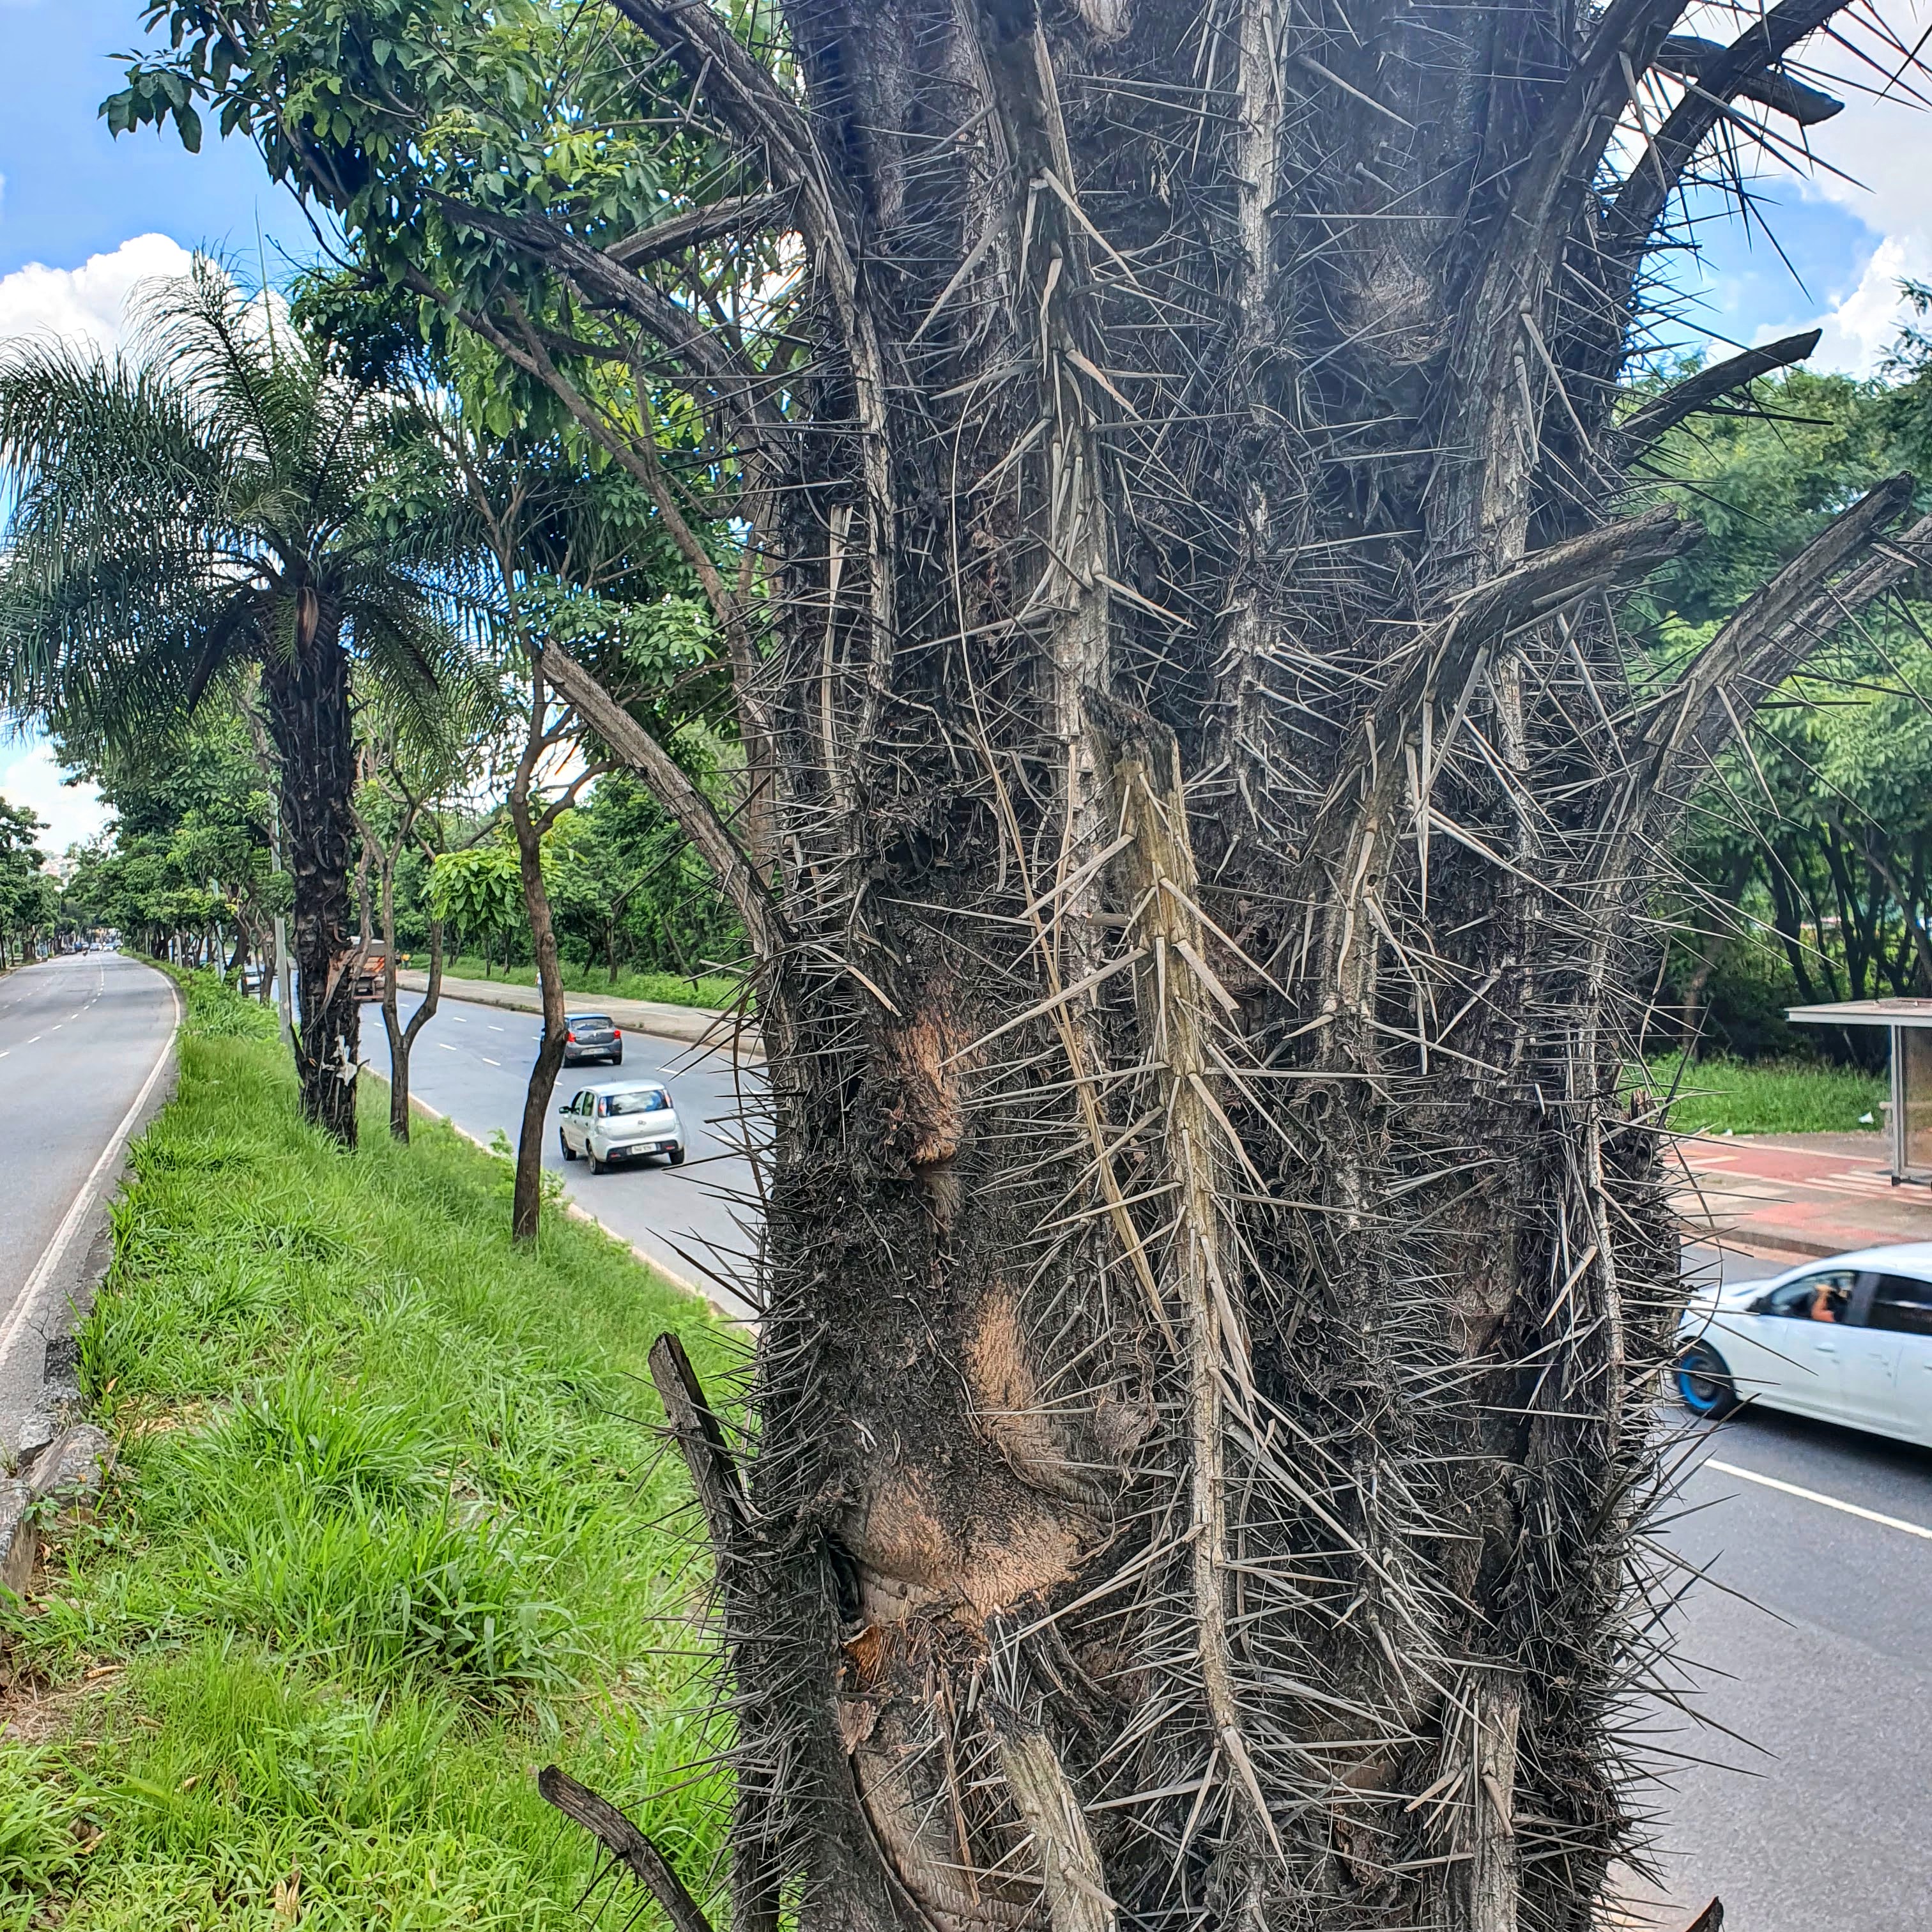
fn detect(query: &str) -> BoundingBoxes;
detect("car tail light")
[611,1027,622,1038]
[565,1030,577,1043]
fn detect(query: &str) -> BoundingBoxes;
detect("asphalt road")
[1636,1244,1932,1929]
[0,952,178,1452]
[358,991,765,1321]
[356,1009,1932,1922]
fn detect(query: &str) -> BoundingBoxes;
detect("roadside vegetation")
[0,971,735,1928]
[436,951,741,1014]
[1643,1050,1888,1137]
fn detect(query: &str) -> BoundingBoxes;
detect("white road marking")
[453,1016,468,1023]
[488,1024,503,1032]
[482,1056,500,1066]
[437,1042,457,1051]
[1705,1457,1932,1543]
[26,1036,38,1045]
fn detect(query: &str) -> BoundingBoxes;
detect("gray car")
[557,1078,684,1174]
[563,1012,623,1066]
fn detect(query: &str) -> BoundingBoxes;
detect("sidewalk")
[394,969,760,1059]
[1673,1130,1932,1259]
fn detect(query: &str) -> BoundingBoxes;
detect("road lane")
[1636,1245,1932,1929]
[359,993,763,1320]
[0,953,178,1449]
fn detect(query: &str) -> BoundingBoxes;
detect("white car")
[1676,1243,1932,1446]
[556,1079,685,1175]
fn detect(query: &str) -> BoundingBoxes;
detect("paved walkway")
[1673,1130,1932,1258]
[392,969,758,1058]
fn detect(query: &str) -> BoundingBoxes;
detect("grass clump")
[0,967,736,1928]
[436,952,743,1013]
[1642,1050,1887,1135]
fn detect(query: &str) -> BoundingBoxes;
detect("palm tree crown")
[0,258,462,1142]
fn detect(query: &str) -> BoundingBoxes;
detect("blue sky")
[0,0,1928,849]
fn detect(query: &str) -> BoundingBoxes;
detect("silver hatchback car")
[556,1079,685,1174]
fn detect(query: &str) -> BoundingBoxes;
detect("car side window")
[1757,1269,1857,1322]
[1869,1274,1932,1338]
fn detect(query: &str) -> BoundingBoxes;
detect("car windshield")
[597,1088,669,1118]
[572,1015,613,1030]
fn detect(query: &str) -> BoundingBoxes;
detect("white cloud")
[1763,1,1932,373]
[1801,233,1932,375]
[0,740,110,857]
[0,233,194,358]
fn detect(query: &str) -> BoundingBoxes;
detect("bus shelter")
[1786,998,1932,1185]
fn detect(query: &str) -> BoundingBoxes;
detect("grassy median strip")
[438,954,743,1014]
[0,970,735,1929]
[1643,1050,1887,1136]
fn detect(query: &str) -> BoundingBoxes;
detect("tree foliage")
[1638,355,1932,1046]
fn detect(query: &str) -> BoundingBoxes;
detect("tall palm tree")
[0,259,459,1144]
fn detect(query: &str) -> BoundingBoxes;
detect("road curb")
[378,1082,745,1324]
[392,972,762,1062]
[0,1423,114,1599]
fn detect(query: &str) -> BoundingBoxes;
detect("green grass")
[433,953,743,1013]
[1643,1050,1887,1135]
[0,969,737,1929]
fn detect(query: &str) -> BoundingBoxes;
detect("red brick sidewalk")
[1672,1130,1932,1258]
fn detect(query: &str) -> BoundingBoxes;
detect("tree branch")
[647,1331,751,1558]
[1608,0,1862,262]
[606,190,797,268]
[1613,328,1822,460]
[602,0,835,232]
[538,643,786,963]
[1652,35,1844,124]
[1302,505,1701,875]
[535,1767,716,1932]
[417,198,787,454]
[1635,474,1921,795]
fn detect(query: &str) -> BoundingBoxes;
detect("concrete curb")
[0,1424,113,1598]
[392,972,762,1062]
[375,1080,746,1326]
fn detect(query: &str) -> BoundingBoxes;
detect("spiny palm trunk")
[467,1,1922,1925]
[260,599,360,1147]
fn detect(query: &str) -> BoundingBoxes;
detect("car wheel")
[612,1048,623,1064]
[1676,1342,1740,1421]
[588,1149,605,1176]
[668,1144,686,1167]
[560,1130,576,1162]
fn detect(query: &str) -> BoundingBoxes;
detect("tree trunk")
[386,915,444,1144]
[410,1,1917,1924]
[259,597,360,1147]
[508,682,570,1245]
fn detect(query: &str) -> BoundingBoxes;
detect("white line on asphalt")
[26,1036,38,1044]
[488,1024,503,1032]
[437,1042,457,1051]
[0,973,181,1397]
[482,1056,500,1066]
[1705,1458,1932,1542]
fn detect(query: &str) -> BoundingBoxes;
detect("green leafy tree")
[0,261,461,1143]
[0,799,59,968]
[1637,356,1932,1052]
